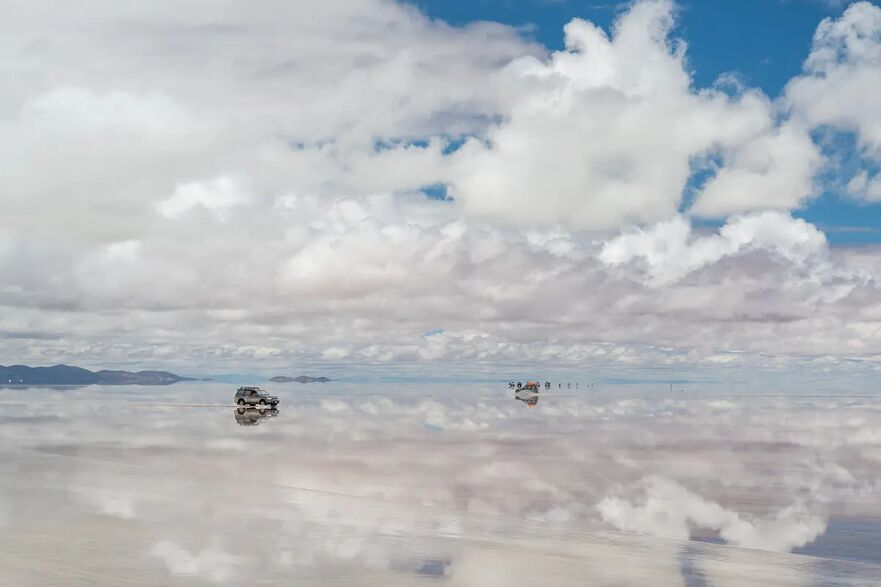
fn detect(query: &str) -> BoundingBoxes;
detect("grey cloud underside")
[3,197,881,374]
[2,0,881,372]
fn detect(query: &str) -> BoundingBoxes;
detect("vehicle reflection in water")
[514,389,539,407]
[234,406,279,426]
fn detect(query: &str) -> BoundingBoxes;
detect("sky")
[2,0,881,383]
[417,0,881,244]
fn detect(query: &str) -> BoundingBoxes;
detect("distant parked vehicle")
[234,386,279,407]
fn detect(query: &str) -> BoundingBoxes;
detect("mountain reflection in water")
[0,383,880,585]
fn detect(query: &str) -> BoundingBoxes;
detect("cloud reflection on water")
[0,383,879,585]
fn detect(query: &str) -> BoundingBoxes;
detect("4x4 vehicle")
[234,386,279,407]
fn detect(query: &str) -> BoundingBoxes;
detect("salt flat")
[1,383,880,585]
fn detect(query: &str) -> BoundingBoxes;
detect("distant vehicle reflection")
[234,406,279,426]
[514,389,539,407]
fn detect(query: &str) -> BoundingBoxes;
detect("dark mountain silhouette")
[0,364,194,385]
[269,375,331,383]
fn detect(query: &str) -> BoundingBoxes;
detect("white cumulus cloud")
[448,0,818,228]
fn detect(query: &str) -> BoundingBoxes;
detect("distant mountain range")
[0,364,195,386]
[269,375,331,383]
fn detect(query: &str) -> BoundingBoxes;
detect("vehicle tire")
[237,399,246,406]
[259,399,266,406]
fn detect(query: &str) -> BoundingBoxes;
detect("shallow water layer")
[1,383,880,585]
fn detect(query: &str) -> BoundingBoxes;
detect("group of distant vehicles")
[509,381,588,390]
[509,381,546,391]
[507,380,592,408]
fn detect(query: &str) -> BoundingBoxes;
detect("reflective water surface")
[1,383,880,585]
